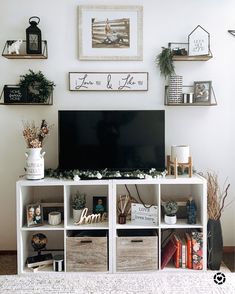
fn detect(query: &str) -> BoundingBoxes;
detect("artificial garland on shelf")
[45,168,167,181]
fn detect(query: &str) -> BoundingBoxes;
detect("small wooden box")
[66,231,108,272]
[116,230,158,271]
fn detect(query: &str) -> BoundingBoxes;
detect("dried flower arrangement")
[207,172,230,220]
[22,120,52,148]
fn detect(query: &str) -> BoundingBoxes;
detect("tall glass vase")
[25,148,45,180]
[207,218,223,270]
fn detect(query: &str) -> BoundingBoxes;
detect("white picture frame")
[69,72,148,91]
[78,5,143,60]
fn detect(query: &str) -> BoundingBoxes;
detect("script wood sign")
[131,203,158,226]
[69,72,148,91]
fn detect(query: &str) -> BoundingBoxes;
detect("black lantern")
[26,16,42,54]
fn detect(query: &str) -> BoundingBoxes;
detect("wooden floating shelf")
[2,40,48,59]
[172,54,212,61]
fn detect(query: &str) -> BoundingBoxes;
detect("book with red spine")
[161,238,177,269]
[172,234,182,268]
[185,232,192,269]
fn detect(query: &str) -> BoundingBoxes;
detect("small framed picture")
[194,81,212,104]
[26,204,43,227]
[168,42,188,56]
[93,196,107,215]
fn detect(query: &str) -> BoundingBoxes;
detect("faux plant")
[19,69,55,103]
[164,200,178,216]
[22,120,53,148]
[155,47,175,79]
[72,191,86,210]
[206,172,230,220]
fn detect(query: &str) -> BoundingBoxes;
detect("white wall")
[0,0,234,249]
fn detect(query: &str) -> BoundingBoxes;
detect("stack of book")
[161,231,203,270]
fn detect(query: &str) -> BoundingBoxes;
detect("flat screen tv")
[58,110,165,172]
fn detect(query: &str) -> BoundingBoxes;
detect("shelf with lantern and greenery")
[0,69,55,105]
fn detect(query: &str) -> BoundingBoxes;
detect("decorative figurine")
[7,40,23,54]
[186,196,197,224]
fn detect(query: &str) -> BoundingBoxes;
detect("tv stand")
[16,174,207,274]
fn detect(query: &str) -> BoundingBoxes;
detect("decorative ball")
[31,233,47,251]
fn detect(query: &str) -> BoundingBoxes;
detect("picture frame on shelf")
[188,25,210,56]
[93,196,107,215]
[168,42,188,56]
[78,5,143,60]
[194,81,212,104]
[26,204,43,227]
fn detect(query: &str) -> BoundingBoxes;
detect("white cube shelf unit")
[16,174,207,274]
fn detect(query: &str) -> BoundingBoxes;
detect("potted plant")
[163,200,178,224]
[156,47,175,79]
[156,47,183,104]
[72,191,86,222]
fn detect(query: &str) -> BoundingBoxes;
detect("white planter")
[73,209,83,223]
[171,145,190,163]
[164,215,177,225]
[25,148,45,180]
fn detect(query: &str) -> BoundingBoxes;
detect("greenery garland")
[45,168,166,180]
[19,69,55,103]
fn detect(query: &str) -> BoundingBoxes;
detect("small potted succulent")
[72,191,86,222]
[163,200,178,225]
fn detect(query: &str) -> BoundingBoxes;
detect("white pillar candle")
[171,145,190,163]
[48,211,61,225]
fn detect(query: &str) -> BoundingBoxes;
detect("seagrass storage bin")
[66,230,108,272]
[116,229,158,272]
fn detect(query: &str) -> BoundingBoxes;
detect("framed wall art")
[69,72,148,91]
[78,5,143,60]
[188,25,210,56]
[194,81,212,104]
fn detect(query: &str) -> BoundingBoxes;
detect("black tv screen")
[58,110,165,171]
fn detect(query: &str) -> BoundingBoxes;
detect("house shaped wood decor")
[188,25,210,56]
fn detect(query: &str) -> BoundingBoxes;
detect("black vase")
[207,219,223,270]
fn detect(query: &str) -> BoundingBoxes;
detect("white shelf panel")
[160,219,203,229]
[116,221,159,230]
[21,221,64,231]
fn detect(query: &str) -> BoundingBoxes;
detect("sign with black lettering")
[4,85,26,103]
[131,203,158,225]
[69,72,148,91]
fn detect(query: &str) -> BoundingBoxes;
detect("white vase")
[164,215,177,225]
[168,75,183,104]
[25,148,45,180]
[73,209,83,223]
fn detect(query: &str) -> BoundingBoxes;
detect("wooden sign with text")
[69,72,148,91]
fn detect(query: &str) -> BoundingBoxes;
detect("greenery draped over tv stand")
[45,168,166,180]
